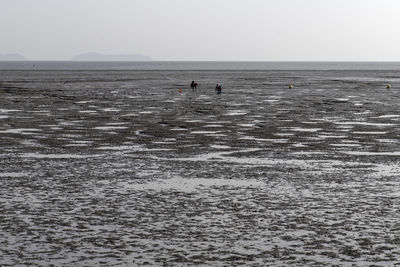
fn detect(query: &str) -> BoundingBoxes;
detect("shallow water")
[1,68,400,265]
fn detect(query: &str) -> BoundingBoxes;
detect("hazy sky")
[1,0,400,61]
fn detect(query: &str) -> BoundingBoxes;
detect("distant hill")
[0,53,27,61]
[71,52,151,61]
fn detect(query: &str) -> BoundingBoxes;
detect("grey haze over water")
[1,61,400,70]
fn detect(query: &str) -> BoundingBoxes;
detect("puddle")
[210,145,232,149]
[238,123,256,127]
[102,108,121,112]
[352,131,387,135]
[190,131,222,134]
[225,110,248,116]
[376,139,398,143]
[94,126,128,130]
[96,145,173,152]
[0,109,20,113]
[58,121,80,126]
[375,114,400,118]
[335,121,395,127]
[0,172,27,178]
[239,136,289,143]
[20,153,103,159]
[290,127,322,132]
[0,128,42,134]
[274,133,294,137]
[341,151,400,156]
[79,110,97,113]
[106,122,129,125]
[317,134,348,139]
[185,120,204,123]
[292,143,308,148]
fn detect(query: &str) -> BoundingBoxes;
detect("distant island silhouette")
[0,53,27,61]
[71,52,151,61]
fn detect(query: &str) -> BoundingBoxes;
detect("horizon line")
[2,60,400,63]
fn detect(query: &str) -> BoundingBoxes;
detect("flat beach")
[1,64,400,265]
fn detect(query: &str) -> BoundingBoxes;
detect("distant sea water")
[1,61,400,70]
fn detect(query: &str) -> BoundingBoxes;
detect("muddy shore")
[1,69,400,266]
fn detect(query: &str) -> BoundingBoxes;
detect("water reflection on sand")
[1,69,400,265]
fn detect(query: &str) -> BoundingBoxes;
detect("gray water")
[1,60,400,70]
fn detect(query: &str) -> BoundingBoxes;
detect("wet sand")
[1,69,400,266]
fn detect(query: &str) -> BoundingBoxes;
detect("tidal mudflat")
[1,68,400,266]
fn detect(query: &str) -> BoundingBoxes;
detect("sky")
[1,0,400,61]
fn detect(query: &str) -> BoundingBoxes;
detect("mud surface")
[1,69,400,266]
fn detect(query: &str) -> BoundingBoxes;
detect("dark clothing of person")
[190,81,198,91]
[216,84,222,94]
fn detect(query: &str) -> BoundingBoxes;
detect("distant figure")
[190,81,198,91]
[215,83,222,94]
[178,88,183,94]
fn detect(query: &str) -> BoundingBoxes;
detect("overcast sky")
[1,0,400,61]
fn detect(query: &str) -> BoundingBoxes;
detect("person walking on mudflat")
[190,81,198,91]
[215,83,222,94]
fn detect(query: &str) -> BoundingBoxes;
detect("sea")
[1,60,400,70]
